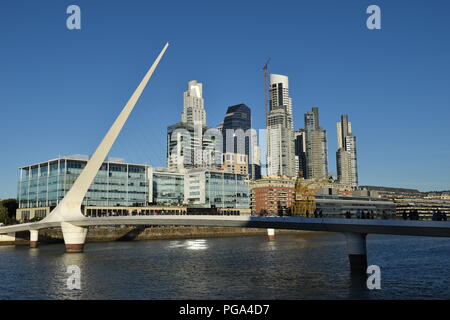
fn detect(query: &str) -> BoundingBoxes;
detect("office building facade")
[184,169,250,209]
[16,156,150,220]
[221,103,260,179]
[294,129,307,177]
[148,167,185,205]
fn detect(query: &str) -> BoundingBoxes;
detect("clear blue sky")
[1,0,449,199]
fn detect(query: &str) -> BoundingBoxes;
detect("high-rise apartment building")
[267,74,295,177]
[336,114,358,186]
[304,107,328,179]
[269,74,293,129]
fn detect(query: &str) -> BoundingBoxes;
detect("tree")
[0,199,18,225]
[0,204,8,224]
[0,199,18,219]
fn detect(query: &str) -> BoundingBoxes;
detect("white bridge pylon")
[43,42,169,224]
[29,42,169,251]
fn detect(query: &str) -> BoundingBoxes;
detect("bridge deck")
[1,215,450,237]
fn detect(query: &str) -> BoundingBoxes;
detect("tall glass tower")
[222,103,261,179]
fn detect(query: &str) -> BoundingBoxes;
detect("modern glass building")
[222,103,260,179]
[185,169,250,209]
[17,156,150,210]
[16,157,251,221]
[149,167,185,205]
[166,122,221,170]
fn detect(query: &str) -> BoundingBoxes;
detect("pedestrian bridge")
[2,215,450,237]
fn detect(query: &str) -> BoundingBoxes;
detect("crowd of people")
[305,208,323,218]
[402,209,420,220]
[432,210,448,221]
[344,209,382,219]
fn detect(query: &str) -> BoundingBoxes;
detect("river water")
[0,233,449,300]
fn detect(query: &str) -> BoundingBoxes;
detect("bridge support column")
[29,230,39,248]
[344,232,367,273]
[267,228,275,241]
[61,222,87,253]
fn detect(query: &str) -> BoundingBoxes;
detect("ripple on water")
[1,234,450,299]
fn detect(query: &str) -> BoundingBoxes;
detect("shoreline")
[3,226,317,246]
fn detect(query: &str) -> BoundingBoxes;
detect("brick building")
[250,175,296,215]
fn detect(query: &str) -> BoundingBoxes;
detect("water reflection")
[168,239,208,250]
[1,234,450,299]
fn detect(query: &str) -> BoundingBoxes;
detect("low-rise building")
[250,175,296,215]
[184,168,250,210]
[149,167,185,205]
[16,155,150,221]
[16,156,252,221]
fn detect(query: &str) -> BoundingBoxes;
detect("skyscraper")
[293,129,307,177]
[267,74,295,177]
[181,80,206,126]
[304,107,328,179]
[221,103,261,179]
[269,74,293,129]
[167,80,222,169]
[336,114,358,186]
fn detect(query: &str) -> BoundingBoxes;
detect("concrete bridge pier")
[344,232,367,273]
[29,230,39,248]
[61,222,87,253]
[267,228,275,241]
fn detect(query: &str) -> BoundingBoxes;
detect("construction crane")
[292,172,331,217]
[262,58,271,127]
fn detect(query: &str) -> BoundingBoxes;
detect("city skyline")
[1,0,450,198]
